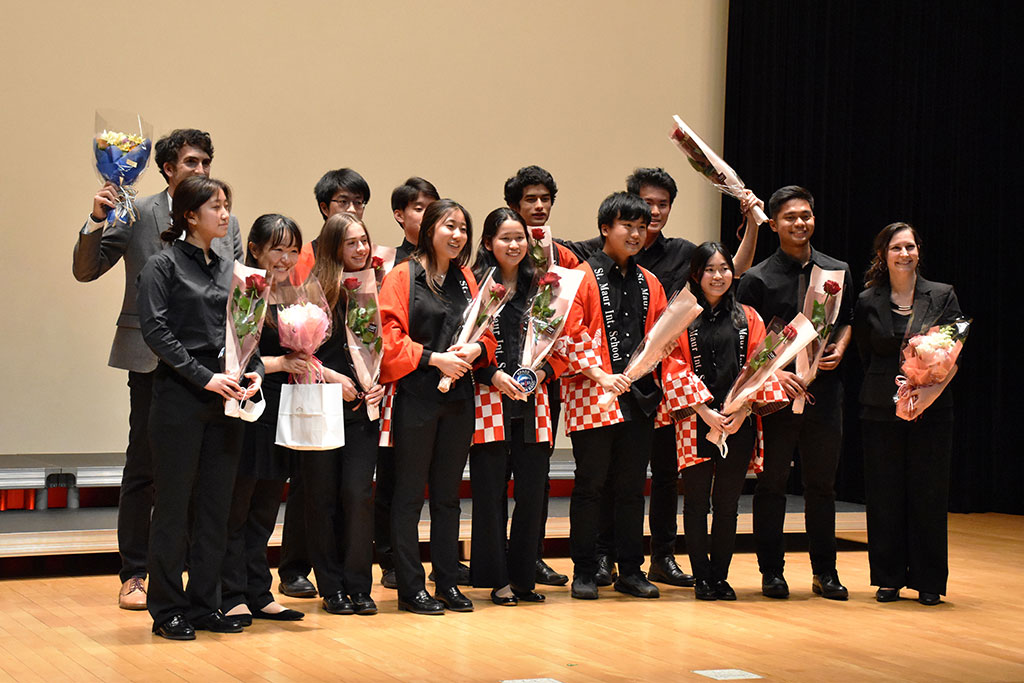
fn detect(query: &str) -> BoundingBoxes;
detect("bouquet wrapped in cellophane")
[526,226,556,274]
[438,267,513,392]
[275,274,333,384]
[669,115,767,225]
[895,318,970,420]
[342,269,384,420]
[224,265,269,418]
[512,266,585,393]
[93,111,153,225]
[708,314,817,455]
[596,287,704,410]
[371,245,395,288]
[793,267,845,413]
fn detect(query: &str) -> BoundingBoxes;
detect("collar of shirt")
[591,249,639,280]
[641,231,668,257]
[174,238,222,267]
[772,245,824,273]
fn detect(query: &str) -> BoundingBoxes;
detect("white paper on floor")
[501,679,564,683]
[693,670,762,680]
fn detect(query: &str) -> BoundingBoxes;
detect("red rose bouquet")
[224,263,270,418]
[438,267,513,392]
[514,266,586,393]
[343,269,385,419]
[793,267,846,413]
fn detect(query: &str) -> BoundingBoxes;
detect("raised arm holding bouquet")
[93,111,153,225]
[792,267,845,413]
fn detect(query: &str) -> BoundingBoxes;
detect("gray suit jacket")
[72,191,243,373]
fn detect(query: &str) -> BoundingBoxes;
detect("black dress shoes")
[490,589,518,606]
[761,572,790,599]
[536,559,569,586]
[594,555,617,587]
[398,589,445,615]
[231,613,253,627]
[918,592,942,605]
[380,568,398,590]
[571,575,599,600]
[322,592,355,615]
[153,614,195,640]
[253,606,305,621]
[875,588,900,602]
[812,573,849,600]
[279,575,318,598]
[713,580,737,601]
[350,593,378,615]
[647,556,696,587]
[613,573,660,599]
[510,586,546,602]
[192,612,243,633]
[694,579,717,601]
[427,562,473,586]
[435,586,474,612]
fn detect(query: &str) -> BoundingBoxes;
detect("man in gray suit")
[73,128,243,610]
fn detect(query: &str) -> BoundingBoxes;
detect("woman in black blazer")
[853,222,962,606]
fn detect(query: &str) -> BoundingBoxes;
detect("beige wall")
[0,0,728,454]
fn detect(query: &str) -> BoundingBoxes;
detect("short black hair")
[390,176,440,212]
[768,185,814,219]
[314,168,370,219]
[503,165,557,207]
[626,167,678,204]
[154,129,214,182]
[597,191,651,234]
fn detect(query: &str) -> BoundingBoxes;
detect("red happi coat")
[376,261,497,447]
[658,304,789,471]
[559,260,667,435]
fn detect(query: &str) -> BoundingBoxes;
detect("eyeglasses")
[331,196,365,209]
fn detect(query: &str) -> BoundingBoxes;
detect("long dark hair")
[472,207,533,286]
[313,212,374,311]
[245,214,303,268]
[412,199,473,294]
[688,241,745,330]
[161,176,231,242]
[864,221,922,288]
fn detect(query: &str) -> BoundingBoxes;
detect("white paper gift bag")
[275,383,346,450]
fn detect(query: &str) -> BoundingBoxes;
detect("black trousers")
[470,420,551,591]
[120,371,156,583]
[862,413,953,595]
[222,475,285,612]
[373,445,396,572]
[569,417,654,578]
[753,399,841,576]
[535,383,560,558]
[302,419,379,597]
[391,394,474,598]
[147,367,243,628]
[278,470,311,582]
[681,419,755,582]
[595,423,679,562]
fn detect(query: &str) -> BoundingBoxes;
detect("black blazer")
[853,276,962,418]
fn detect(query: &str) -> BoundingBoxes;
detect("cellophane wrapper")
[669,114,768,224]
[793,266,846,413]
[597,287,704,410]
[371,245,396,288]
[895,318,970,420]
[224,264,269,417]
[275,273,333,384]
[527,226,556,275]
[519,265,585,376]
[437,267,514,392]
[342,269,384,420]
[93,111,154,225]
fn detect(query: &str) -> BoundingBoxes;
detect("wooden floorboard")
[0,513,1022,681]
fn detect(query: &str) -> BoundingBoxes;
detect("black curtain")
[722,0,1021,513]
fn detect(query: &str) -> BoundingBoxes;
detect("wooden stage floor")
[0,513,1021,682]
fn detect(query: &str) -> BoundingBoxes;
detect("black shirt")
[137,240,263,388]
[560,233,696,298]
[690,303,744,408]
[395,238,416,265]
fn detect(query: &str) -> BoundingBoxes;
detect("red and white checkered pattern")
[565,328,603,376]
[561,374,624,434]
[473,384,505,444]
[377,383,397,447]
[752,375,790,416]
[674,414,764,474]
[472,382,554,444]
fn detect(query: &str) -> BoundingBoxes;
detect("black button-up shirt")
[561,232,695,297]
[137,240,263,388]
[395,238,416,265]
[691,303,744,408]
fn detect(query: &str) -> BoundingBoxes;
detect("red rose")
[530,228,546,241]
[371,256,385,269]
[491,283,508,299]
[823,280,841,296]
[245,274,268,294]
[343,277,360,291]
[781,324,797,341]
[671,127,685,142]
[538,271,561,287]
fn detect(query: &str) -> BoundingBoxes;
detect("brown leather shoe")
[119,577,147,610]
